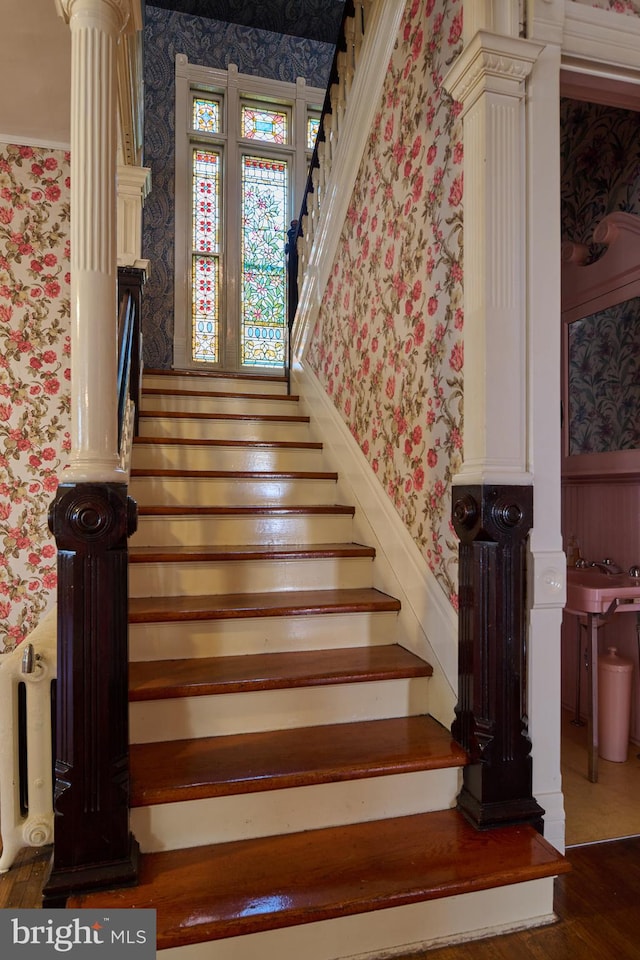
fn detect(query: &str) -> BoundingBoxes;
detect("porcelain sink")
[565,568,640,615]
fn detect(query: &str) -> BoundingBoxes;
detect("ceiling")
[146,1,346,45]
[0,1,343,148]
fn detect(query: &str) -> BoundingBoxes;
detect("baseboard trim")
[292,361,457,727]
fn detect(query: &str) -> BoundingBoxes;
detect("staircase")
[68,369,568,958]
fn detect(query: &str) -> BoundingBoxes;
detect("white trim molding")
[562,0,640,71]
[444,31,543,487]
[292,360,458,730]
[117,162,151,267]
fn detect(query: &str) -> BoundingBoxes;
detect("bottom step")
[69,809,568,957]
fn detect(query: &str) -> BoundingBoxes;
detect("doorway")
[559,75,640,846]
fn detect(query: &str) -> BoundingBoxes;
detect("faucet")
[575,558,623,576]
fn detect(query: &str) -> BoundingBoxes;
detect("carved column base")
[42,836,140,908]
[457,777,544,833]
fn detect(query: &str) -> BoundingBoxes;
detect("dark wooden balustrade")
[285,0,360,391]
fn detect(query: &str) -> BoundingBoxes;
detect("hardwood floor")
[2,836,639,958]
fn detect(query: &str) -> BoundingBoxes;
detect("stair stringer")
[292,359,458,729]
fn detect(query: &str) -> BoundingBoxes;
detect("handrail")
[117,265,145,469]
[285,0,372,389]
[117,288,135,449]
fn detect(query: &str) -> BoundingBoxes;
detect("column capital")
[55,0,142,35]
[444,31,543,112]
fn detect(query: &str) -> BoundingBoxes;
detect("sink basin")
[566,568,640,614]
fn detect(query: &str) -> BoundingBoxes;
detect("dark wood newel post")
[42,483,139,905]
[451,484,544,833]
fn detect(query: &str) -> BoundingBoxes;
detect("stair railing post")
[452,486,544,830]
[44,0,141,905]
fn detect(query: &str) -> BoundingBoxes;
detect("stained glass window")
[192,149,220,362]
[307,115,320,150]
[241,106,287,144]
[240,156,288,367]
[193,97,220,133]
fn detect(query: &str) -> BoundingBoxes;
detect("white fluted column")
[57,0,132,481]
[444,31,543,485]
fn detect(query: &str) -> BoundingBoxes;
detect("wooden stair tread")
[140,409,310,423]
[129,644,431,701]
[129,587,401,623]
[129,542,375,563]
[129,715,459,806]
[133,436,322,449]
[137,504,355,516]
[143,387,299,401]
[68,809,569,950]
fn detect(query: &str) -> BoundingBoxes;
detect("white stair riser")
[129,611,400,662]
[130,557,374,598]
[138,416,312,443]
[132,769,460,852]
[132,443,326,472]
[143,374,287,396]
[159,879,556,960]
[128,477,337,507]
[141,394,300,416]
[132,513,353,547]
[129,677,430,743]
[140,393,301,417]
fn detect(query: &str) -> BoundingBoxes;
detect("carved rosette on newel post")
[452,486,544,831]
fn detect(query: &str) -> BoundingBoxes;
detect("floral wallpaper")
[560,99,640,256]
[0,143,71,654]
[142,5,335,368]
[561,99,640,455]
[568,298,640,454]
[306,0,464,607]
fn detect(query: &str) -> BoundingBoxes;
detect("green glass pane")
[193,149,220,253]
[241,106,287,144]
[192,255,219,363]
[193,97,220,133]
[241,156,287,368]
[307,116,320,150]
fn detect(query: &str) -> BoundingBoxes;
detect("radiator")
[0,608,56,873]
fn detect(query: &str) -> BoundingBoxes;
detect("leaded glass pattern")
[241,106,287,144]
[193,149,220,252]
[192,257,219,362]
[307,115,320,149]
[192,148,220,362]
[241,156,287,367]
[193,97,220,134]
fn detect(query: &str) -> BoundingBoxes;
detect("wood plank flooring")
[2,836,639,959]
